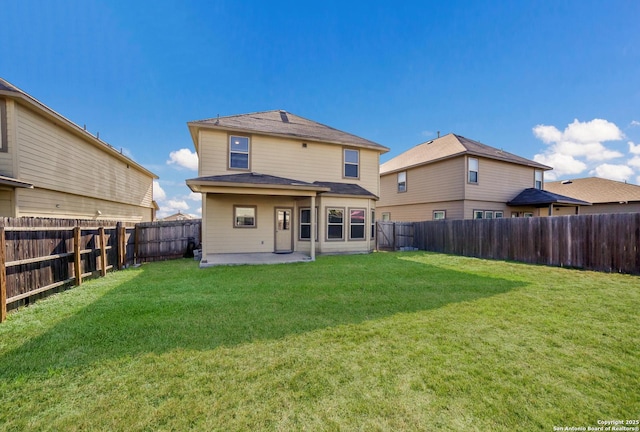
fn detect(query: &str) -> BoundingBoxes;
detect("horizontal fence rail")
[0,217,202,322]
[379,213,640,275]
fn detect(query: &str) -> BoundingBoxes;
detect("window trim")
[228,134,251,171]
[348,207,366,241]
[495,211,504,218]
[468,157,479,184]
[0,99,7,152]
[397,171,407,193]
[523,212,534,218]
[326,207,345,241]
[534,170,543,190]
[473,210,484,219]
[371,209,376,240]
[343,148,360,179]
[233,205,257,228]
[484,211,494,219]
[381,212,391,222]
[299,207,318,241]
[433,210,446,220]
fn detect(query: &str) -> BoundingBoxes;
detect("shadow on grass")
[1,253,527,378]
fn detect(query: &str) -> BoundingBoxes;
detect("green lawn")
[0,252,638,431]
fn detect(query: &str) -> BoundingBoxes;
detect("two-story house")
[186,110,389,265]
[376,133,577,221]
[0,77,157,222]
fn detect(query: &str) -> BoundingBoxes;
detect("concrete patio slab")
[199,252,313,267]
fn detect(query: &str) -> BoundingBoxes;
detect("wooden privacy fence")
[376,221,415,251]
[0,218,202,322]
[396,213,640,275]
[134,219,201,262]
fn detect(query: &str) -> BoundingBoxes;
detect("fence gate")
[376,222,414,251]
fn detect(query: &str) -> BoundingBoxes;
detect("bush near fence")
[0,217,201,322]
[378,213,640,275]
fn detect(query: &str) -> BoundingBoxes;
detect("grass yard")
[0,252,638,431]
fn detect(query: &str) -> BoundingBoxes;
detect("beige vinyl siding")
[465,157,536,202]
[198,130,380,195]
[0,98,15,176]
[15,187,152,222]
[553,202,640,216]
[315,196,375,254]
[378,157,465,208]
[377,201,465,222]
[205,194,297,254]
[15,104,153,209]
[0,189,14,217]
[462,200,511,219]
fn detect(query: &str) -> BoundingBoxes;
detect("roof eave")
[186,178,331,193]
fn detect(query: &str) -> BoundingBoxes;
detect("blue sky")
[1,0,639,218]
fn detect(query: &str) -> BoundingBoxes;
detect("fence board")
[382,213,640,275]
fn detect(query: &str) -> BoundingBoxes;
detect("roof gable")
[188,110,389,153]
[545,177,640,204]
[380,133,550,174]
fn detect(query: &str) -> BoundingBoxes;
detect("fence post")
[74,226,82,286]
[117,223,126,269]
[99,227,107,277]
[116,222,122,270]
[0,227,6,323]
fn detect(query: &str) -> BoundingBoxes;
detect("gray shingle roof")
[545,177,640,204]
[380,133,550,174]
[189,110,389,152]
[312,181,378,199]
[186,173,377,198]
[187,172,323,188]
[507,188,591,207]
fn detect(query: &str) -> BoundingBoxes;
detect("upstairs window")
[397,171,407,192]
[468,157,479,183]
[344,149,359,178]
[229,135,250,170]
[534,170,543,189]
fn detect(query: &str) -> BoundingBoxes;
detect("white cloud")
[629,141,640,155]
[533,152,586,177]
[628,156,640,169]
[630,120,640,127]
[153,181,166,201]
[590,164,634,182]
[533,125,563,144]
[165,199,189,211]
[562,118,623,143]
[188,192,201,201]
[167,148,198,171]
[196,207,202,214]
[532,118,627,179]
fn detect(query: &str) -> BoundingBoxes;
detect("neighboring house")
[162,211,197,221]
[0,78,157,222]
[545,177,640,215]
[186,110,389,262]
[377,133,570,220]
